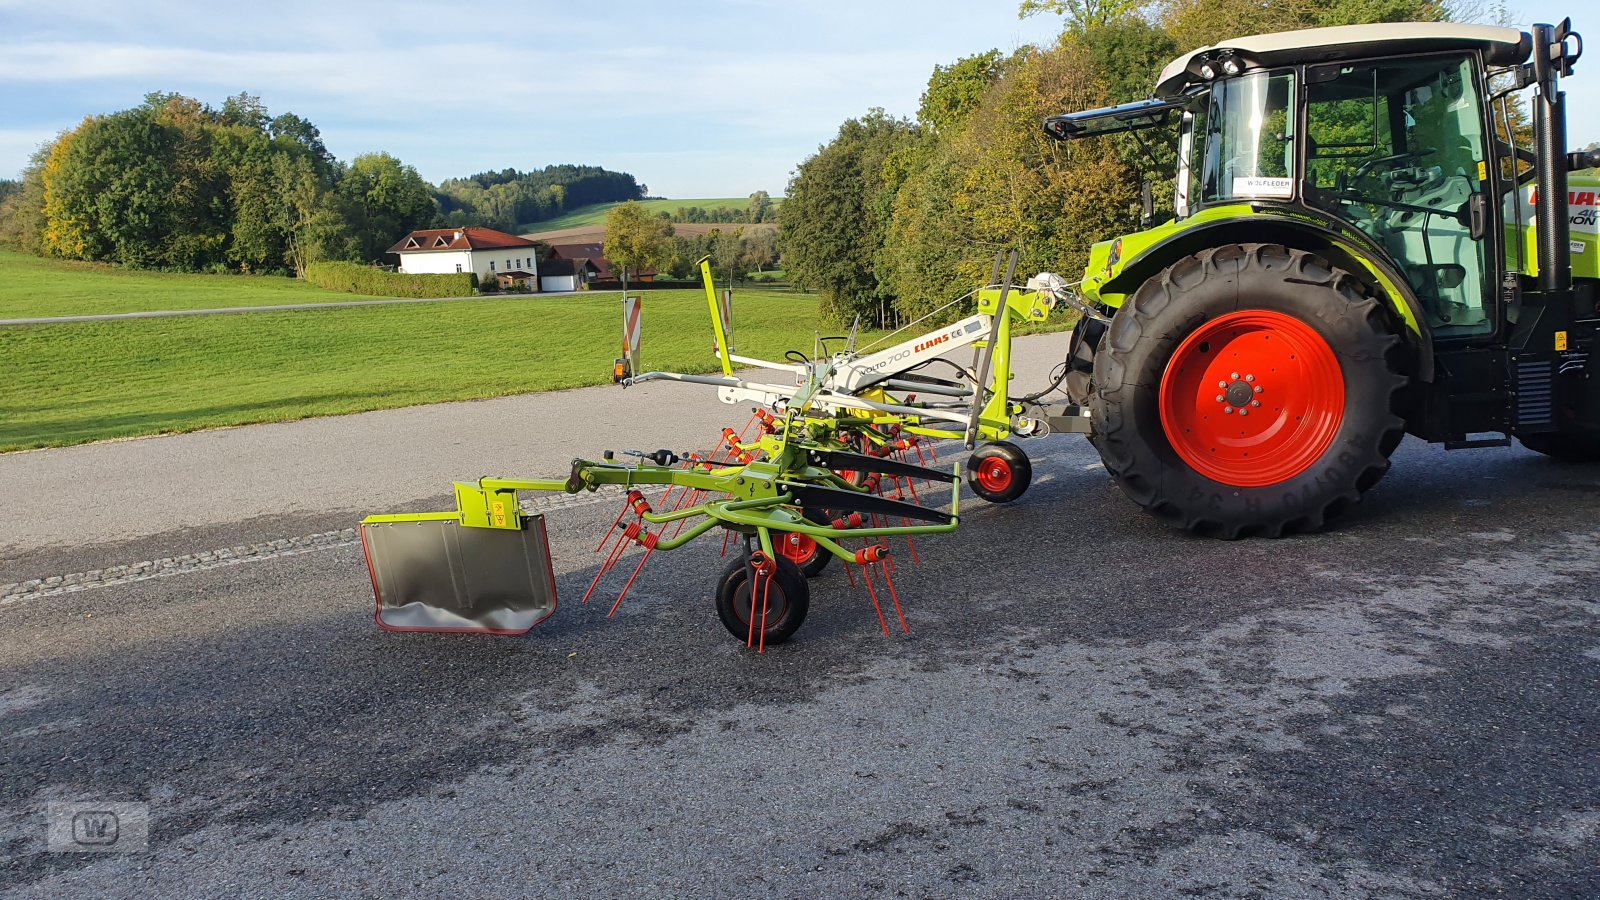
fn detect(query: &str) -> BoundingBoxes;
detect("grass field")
[524,197,780,232]
[0,251,400,319]
[0,289,849,451]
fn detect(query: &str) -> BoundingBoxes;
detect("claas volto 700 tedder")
[1044,19,1597,538]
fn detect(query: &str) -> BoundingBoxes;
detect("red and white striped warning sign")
[621,295,642,378]
[716,289,734,354]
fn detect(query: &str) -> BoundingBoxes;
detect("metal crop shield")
[360,514,558,634]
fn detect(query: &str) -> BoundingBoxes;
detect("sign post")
[615,295,642,382]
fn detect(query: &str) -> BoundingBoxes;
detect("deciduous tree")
[604,200,675,297]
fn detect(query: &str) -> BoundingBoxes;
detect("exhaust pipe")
[1531,19,1581,295]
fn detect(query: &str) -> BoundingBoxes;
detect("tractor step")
[1444,436,1513,450]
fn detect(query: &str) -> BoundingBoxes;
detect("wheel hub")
[975,458,1013,493]
[1223,378,1256,409]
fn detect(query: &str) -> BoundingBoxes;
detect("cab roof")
[1155,22,1531,97]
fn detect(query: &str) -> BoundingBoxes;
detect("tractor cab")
[1047,23,1533,339]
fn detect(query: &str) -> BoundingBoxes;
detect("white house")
[388,226,541,286]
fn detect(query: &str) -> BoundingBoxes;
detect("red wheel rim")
[778,531,818,567]
[1158,310,1345,488]
[975,457,1014,494]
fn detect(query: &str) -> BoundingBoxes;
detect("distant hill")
[521,221,778,245]
[520,197,782,232]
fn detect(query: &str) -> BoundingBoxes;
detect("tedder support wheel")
[967,441,1032,504]
[1091,243,1408,538]
[715,553,810,645]
[1519,433,1600,462]
[779,508,833,578]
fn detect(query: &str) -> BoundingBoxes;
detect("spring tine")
[583,520,634,604]
[880,562,909,633]
[746,567,759,648]
[668,489,706,539]
[905,534,919,566]
[861,565,890,636]
[608,535,659,617]
[758,570,772,654]
[597,500,630,552]
[721,528,732,558]
[736,410,759,443]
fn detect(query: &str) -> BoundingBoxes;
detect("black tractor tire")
[967,441,1032,503]
[1090,243,1409,538]
[778,508,833,578]
[1519,432,1600,461]
[715,553,810,645]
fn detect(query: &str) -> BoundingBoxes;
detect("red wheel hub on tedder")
[778,531,819,567]
[1158,310,1345,488]
[974,457,1014,494]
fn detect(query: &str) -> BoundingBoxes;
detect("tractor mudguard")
[360,513,558,634]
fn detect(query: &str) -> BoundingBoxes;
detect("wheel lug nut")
[1231,372,1240,380]
[1218,380,1228,389]
[1223,407,1234,414]
[1244,374,1254,382]
[1238,409,1248,417]
[1254,386,1263,393]
[1215,394,1225,402]
[1250,400,1260,408]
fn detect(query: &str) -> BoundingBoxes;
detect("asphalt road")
[2,334,1597,898]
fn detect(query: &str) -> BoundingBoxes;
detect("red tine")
[880,561,909,633]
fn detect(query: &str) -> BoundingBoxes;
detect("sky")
[0,1,1592,198]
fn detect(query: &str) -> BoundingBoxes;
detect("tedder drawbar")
[363,19,1600,648]
[361,254,1090,648]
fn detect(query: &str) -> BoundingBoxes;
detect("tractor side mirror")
[1140,180,1155,229]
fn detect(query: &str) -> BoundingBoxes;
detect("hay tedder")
[363,19,1600,647]
[361,253,1089,648]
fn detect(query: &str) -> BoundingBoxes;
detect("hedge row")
[303,262,477,299]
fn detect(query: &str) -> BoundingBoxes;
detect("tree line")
[778,0,1468,326]
[657,191,778,225]
[0,93,646,276]
[433,165,645,233]
[603,199,781,288]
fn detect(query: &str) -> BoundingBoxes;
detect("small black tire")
[967,441,1032,503]
[778,508,833,578]
[715,553,810,645]
[1519,433,1600,462]
[1091,243,1408,538]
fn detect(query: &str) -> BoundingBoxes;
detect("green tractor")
[1044,20,1598,537]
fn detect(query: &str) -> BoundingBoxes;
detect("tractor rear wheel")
[715,553,809,645]
[1519,432,1600,461]
[1091,243,1408,538]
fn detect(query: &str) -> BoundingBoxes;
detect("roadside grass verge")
[0,250,403,319]
[1,290,845,451]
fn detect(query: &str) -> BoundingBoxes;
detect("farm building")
[537,257,602,293]
[544,242,654,284]
[388,227,542,285]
